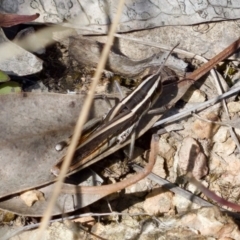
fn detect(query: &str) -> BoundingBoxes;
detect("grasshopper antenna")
[127,43,180,160]
[156,43,180,75]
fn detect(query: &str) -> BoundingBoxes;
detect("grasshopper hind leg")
[117,121,139,160]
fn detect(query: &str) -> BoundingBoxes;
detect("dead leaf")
[0,92,112,199]
[0,28,43,76]
[69,36,187,77]
[0,13,39,27]
[0,168,105,216]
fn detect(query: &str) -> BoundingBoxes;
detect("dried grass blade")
[37,0,126,237]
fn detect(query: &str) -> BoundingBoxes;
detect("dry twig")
[37,0,126,237]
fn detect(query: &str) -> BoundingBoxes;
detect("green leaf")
[0,70,10,82]
[0,81,21,94]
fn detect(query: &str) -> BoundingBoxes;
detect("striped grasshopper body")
[51,45,178,176]
[51,73,163,175]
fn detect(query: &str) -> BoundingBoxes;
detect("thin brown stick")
[187,38,240,81]
[186,172,240,211]
[60,134,158,196]
[37,0,125,237]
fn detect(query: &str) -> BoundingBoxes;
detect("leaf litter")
[0,64,226,235]
[2,13,240,240]
[0,92,113,197]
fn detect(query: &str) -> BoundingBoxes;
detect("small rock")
[140,220,157,234]
[187,180,208,195]
[213,126,229,143]
[186,182,199,194]
[225,154,240,177]
[175,137,208,179]
[143,189,173,215]
[103,219,140,239]
[213,138,236,156]
[180,208,223,235]
[14,216,25,227]
[91,222,105,237]
[234,128,240,141]
[152,155,166,178]
[227,101,240,113]
[95,81,108,94]
[158,137,175,165]
[178,207,240,239]
[20,190,45,207]
[209,153,224,172]
[49,222,76,239]
[192,112,220,139]
[125,175,152,197]
[182,87,206,103]
[173,194,200,212]
[0,30,43,76]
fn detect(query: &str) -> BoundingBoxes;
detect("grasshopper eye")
[55,141,67,151]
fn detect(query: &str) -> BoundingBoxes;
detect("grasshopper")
[51,45,178,176]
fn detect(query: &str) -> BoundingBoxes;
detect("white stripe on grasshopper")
[117,123,135,143]
[77,74,161,148]
[107,74,160,121]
